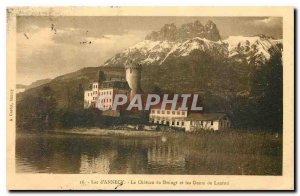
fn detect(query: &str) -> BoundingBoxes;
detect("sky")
[17,16,282,85]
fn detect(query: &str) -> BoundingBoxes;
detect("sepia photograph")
[6,7,294,190]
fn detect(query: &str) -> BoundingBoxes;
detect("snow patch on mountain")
[103,35,282,67]
[224,36,282,63]
[104,37,229,66]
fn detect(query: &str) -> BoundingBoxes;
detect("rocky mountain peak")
[203,20,221,41]
[145,20,221,42]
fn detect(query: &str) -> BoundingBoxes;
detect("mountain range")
[17,20,282,112]
[104,21,281,67]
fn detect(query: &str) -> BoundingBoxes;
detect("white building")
[185,113,230,131]
[84,82,99,108]
[150,107,230,131]
[84,63,141,109]
[98,80,130,110]
[149,108,188,129]
[84,80,130,109]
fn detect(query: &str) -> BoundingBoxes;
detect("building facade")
[84,81,100,108]
[97,80,130,110]
[185,113,231,131]
[149,108,188,129]
[84,80,130,109]
[84,63,142,109]
[149,108,230,131]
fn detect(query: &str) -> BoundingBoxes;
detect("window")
[151,110,155,114]
[182,111,186,115]
[211,121,214,125]
[157,110,160,114]
[177,122,179,126]
[162,120,164,124]
[162,110,165,114]
[166,121,169,126]
[156,121,159,124]
[172,111,175,115]
[172,121,175,125]
[201,121,203,126]
[177,111,180,115]
[181,122,184,126]
[167,111,170,114]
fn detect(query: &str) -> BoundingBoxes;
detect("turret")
[125,61,142,100]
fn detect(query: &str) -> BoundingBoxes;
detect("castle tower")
[125,62,142,100]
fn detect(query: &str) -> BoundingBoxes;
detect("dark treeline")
[230,49,283,131]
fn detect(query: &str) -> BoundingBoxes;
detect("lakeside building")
[148,96,230,131]
[84,81,100,108]
[149,105,188,129]
[149,106,230,131]
[84,80,130,109]
[185,113,231,131]
[84,62,141,109]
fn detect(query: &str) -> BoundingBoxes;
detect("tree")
[36,86,57,130]
[16,86,57,131]
[249,47,283,131]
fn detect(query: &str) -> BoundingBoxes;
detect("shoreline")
[47,128,168,138]
[16,128,281,139]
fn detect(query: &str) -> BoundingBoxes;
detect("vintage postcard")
[7,7,294,190]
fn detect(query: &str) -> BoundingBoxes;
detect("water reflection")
[16,132,282,175]
[80,151,117,174]
[147,141,185,170]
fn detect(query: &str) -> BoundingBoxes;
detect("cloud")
[252,17,282,27]
[17,25,146,85]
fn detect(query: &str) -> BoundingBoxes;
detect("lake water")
[16,131,282,175]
